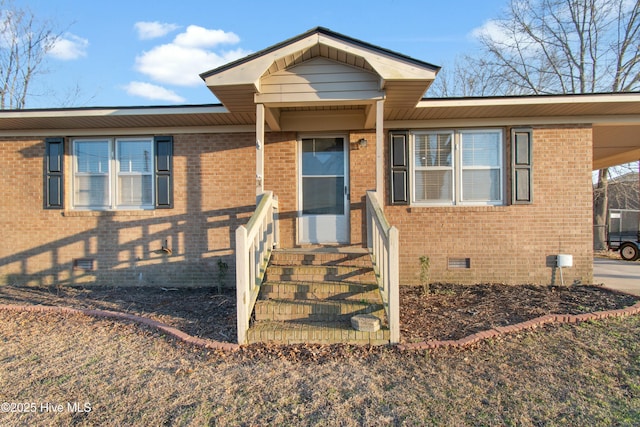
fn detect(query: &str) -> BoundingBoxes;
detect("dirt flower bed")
[400,283,638,342]
[0,282,636,346]
[0,285,238,342]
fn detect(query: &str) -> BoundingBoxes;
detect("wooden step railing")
[235,191,278,344]
[365,190,400,344]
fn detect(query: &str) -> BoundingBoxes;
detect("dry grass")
[1,309,639,426]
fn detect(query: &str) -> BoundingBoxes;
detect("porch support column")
[256,103,265,196]
[375,99,385,198]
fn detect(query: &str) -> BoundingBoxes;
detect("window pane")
[415,133,452,167]
[118,140,152,173]
[75,175,109,207]
[462,169,500,201]
[302,177,344,215]
[302,138,344,176]
[76,141,109,173]
[415,170,453,202]
[461,132,500,167]
[118,175,153,206]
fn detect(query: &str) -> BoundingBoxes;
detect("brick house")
[1,27,639,342]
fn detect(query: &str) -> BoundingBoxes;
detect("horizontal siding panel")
[263,72,378,85]
[260,57,381,102]
[256,90,384,104]
[262,81,381,95]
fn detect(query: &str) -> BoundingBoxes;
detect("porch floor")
[246,248,390,345]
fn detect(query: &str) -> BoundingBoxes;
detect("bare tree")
[0,0,59,109]
[430,55,510,98]
[473,0,639,95]
[430,0,640,250]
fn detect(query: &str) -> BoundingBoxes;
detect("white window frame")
[72,137,155,210]
[411,130,455,206]
[411,129,504,206]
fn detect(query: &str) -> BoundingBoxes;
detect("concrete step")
[265,265,376,284]
[254,298,386,322]
[260,281,380,301]
[246,320,390,345]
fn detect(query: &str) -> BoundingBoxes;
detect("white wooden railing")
[235,191,278,344]
[366,190,400,344]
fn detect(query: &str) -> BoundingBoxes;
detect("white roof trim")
[0,105,228,119]
[387,114,640,129]
[0,124,254,138]
[417,93,640,108]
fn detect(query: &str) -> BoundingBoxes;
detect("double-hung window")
[73,137,154,210]
[412,129,504,206]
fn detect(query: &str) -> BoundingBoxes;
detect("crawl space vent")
[448,258,471,269]
[73,258,95,271]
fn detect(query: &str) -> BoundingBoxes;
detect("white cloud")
[134,26,249,87]
[48,34,89,60]
[134,21,180,40]
[173,25,240,48]
[124,81,186,103]
[470,20,508,43]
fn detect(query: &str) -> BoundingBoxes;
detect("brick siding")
[0,134,256,288]
[0,125,593,288]
[384,126,594,285]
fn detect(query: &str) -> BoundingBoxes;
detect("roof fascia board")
[200,27,440,80]
[0,125,255,138]
[417,93,640,108]
[386,114,640,129]
[203,34,320,88]
[202,28,439,89]
[594,148,640,170]
[315,34,438,81]
[0,105,229,119]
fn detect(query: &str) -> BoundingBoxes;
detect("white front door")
[298,136,349,244]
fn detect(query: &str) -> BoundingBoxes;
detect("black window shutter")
[154,136,173,209]
[44,137,64,209]
[511,129,533,204]
[390,131,410,205]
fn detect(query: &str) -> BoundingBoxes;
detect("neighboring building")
[1,27,640,290]
[605,171,639,211]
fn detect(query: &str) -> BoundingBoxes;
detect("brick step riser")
[260,290,382,302]
[265,273,377,284]
[261,282,378,295]
[267,265,375,274]
[246,326,390,345]
[254,306,385,322]
[269,257,372,268]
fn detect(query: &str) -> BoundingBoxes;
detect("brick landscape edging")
[2,301,640,352]
[397,300,640,351]
[0,304,240,351]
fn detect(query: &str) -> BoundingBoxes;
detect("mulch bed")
[0,282,637,346]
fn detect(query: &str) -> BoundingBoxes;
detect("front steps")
[246,248,390,345]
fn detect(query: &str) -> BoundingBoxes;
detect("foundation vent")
[73,258,96,271]
[448,257,471,269]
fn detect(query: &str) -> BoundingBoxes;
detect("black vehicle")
[608,209,640,261]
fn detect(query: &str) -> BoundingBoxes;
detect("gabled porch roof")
[200,27,440,132]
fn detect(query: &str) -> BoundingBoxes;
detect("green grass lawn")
[1,310,639,426]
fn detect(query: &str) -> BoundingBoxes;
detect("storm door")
[298,136,349,244]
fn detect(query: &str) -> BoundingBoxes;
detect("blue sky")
[16,0,508,108]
